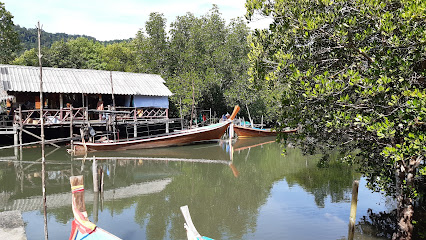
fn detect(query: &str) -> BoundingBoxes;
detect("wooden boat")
[180,205,214,240]
[233,124,297,138]
[73,106,240,152]
[69,175,121,240]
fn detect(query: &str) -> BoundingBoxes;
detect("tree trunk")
[392,156,421,240]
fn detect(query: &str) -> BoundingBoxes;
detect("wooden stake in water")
[37,21,48,240]
[92,157,98,193]
[348,180,359,240]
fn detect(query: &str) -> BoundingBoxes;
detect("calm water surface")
[0,137,393,239]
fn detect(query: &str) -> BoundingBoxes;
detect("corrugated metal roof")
[0,76,14,101]
[0,64,173,97]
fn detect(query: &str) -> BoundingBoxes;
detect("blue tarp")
[125,95,169,108]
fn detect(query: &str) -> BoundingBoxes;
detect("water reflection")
[0,138,393,239]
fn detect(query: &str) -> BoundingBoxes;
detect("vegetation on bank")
[246,0,425,238]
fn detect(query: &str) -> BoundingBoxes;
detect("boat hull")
[74,122,231,152]
[233,125,297,138]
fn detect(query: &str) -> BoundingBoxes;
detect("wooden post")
[18,104,23,149]
[37,21,48,240]
[13,124,18,157]
[190,79,194,128]
[106,105,111,137]
[110,71,116,110]
[229,123,234,139]
[133,108,137,138]
[93,191,99,224]
[59,94,63,120]
[93,157,98,193]
[110,71,117,142]
[261,115,264,129]
[99,167,104,193]
[179,97,183,130]
[70,105,73,151]
[165,121,169,133]
[348,180,359,240]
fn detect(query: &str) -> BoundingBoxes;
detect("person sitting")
[97,96,104,120]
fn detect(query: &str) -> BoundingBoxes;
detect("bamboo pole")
[348,180,359,240]
[21,128,60,148]
[37,21,48,240]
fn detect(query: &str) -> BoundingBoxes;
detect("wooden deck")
[11,107,169,128]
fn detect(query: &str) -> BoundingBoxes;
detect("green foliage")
[164,6,252,118]
[102,42,136,72]
[9,5,252,120]
[246,0,425,235]
[13,37,106,70]
[0,2,20,63]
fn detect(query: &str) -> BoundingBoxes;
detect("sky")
[3,0,271,41]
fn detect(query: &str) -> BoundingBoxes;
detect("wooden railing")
[13,107,169,126]
[114,107,168,121]
[14,107,86,125]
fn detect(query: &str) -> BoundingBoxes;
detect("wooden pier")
[0,106,180,150]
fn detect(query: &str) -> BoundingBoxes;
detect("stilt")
[59,93,63,119]
[165,121,169,133]
[70,105,73,151]
[13,124,18,157]
[93,191,99,224]
[348,180,359,240]
[133,108,137,138]
[92,157,98,193]
[99,167,104,193]
[18,105,23,151]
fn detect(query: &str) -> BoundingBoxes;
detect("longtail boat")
[180,205,214,240]
[69,175,121,240]
[233,125,297,138]
[73,106,240,152]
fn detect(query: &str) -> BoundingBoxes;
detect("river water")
[0,137,393,239]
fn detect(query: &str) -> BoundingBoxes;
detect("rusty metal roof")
[0,64,173,96]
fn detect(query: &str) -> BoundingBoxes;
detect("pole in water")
[37,20,48,240]
[348,180,359,240]
[92,156,99,193]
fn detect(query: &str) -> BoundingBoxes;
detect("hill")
[14,25,131,53]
